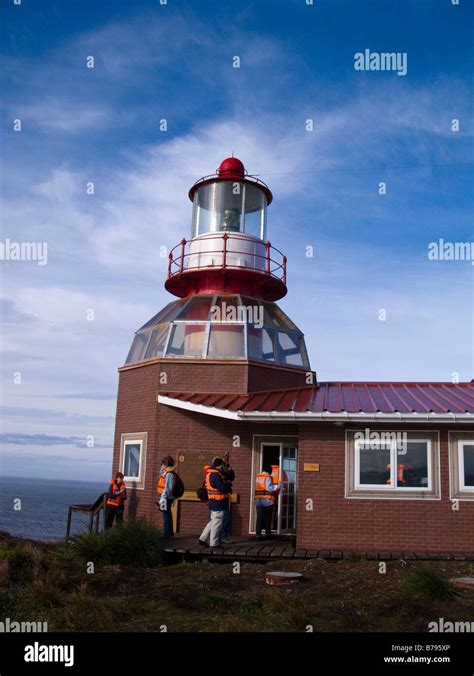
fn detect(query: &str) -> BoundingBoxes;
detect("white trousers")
[199,510,225,547]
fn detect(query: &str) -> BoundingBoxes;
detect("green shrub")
[401,568,459,602]
[68,518,165,567]
[0,549,29,567]
[239,595,264,616]
[197,591,232,611]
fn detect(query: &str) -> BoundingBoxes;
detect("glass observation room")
[191,182,267,240]
[125,295,310,369]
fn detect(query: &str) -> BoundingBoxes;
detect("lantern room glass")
[125,295,310,369]
[191,182,267,240]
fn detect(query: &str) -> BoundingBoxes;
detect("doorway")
[251,436,298,534]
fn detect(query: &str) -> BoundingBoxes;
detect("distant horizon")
[0,474,108,484]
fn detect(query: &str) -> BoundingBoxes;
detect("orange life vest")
[205,468,227,500]
[255,473,276,502]
[386,463,408,485]
[107,480,127,507]
[157,467,176,495]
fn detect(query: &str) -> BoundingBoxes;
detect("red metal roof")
[161,381,474,415]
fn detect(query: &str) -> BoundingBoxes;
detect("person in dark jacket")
[219,460,235,543]
[105,472,127,529]
[198,458,232,548]
[156,456,177,540]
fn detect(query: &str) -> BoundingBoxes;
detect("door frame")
[249,434,298,534]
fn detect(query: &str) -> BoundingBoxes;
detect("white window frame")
[346,430,440,500]
[119,432,147,490]
[458,440,474,492]
[354,437,432,492]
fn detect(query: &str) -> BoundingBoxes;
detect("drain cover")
[265,571,303,587]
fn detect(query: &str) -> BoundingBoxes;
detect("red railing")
[167,233,287,285]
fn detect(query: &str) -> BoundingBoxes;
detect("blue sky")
[1,0,473,480]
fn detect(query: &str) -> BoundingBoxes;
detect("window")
[247,326,275,362]
[165,322,206,357]
[460,442,474,489]
[124,442,141,478]
[119,432,147,489]
[356,442,391,487]
[449,433,474,499]
[143,325,169,360]
[191,182,267,239]
[208,324,245,358]
[347,431,439,499]
[277,332,304,367]
[125,332,149,364]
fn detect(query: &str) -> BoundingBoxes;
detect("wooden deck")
[163,535,474,562]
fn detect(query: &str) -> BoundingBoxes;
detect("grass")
[1,528,473,632]
[401,567,459,602]
[67,518,166,567]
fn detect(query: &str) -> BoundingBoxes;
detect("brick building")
[111,157,474,554]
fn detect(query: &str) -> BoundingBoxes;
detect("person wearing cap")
[105,471,127,529]
[156,456,177,539]
[198,458,232,548]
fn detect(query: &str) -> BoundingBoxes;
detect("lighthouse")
[125,157,310,369]
[111,155,473,556]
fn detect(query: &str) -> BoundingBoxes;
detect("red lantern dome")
[217,157,245,179]
[168,157,285,301]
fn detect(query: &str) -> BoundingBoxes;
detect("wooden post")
[66,507,72,540]
[88,513,93,533]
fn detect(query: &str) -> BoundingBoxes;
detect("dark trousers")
[105,506,124,530]
[256,505,273,536]
[161,499,174,539]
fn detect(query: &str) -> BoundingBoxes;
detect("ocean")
[0,476,108,541]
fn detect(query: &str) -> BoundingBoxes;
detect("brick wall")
[247,362,314,391]
[112,362,297,534]
[112,362,474,553]
[119,358,314,394]
[297,423,474,553]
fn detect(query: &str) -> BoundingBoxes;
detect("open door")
[251,437,298,535]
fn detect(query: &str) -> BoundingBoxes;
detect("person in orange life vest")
[254,466,280,541]
[198,458,232,548]
[157,456,176,539]
[385,462,413,487]
[105,472,127,529]
[271,465,288,492]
